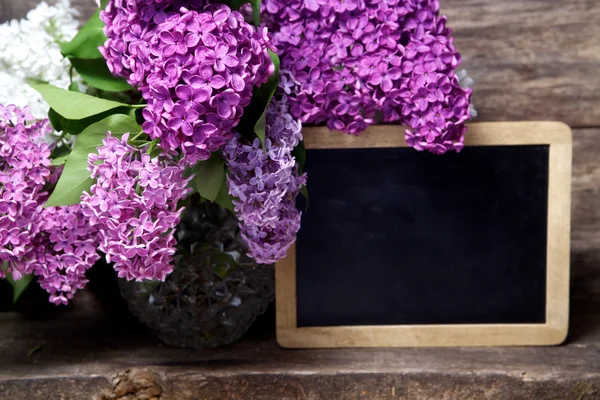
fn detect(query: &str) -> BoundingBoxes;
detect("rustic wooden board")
[571,128,600,305]
[2,0,599,127]
[443,0,600,128]
[0,0,46,21]
[0,1,597,398]
[0,292,598,399]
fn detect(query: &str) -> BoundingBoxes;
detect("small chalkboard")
[276,122,572,348]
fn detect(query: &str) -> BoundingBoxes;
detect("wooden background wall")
[0,0,599,301]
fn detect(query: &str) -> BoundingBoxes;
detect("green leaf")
[227,0,250,10]
[127,106,143,125]
[254,51,280,147]
[48,108,67,133]
[254,111,267,148]
[149,147,163,159]
[51,155,68,166]
[214,173,235,213]
[68,82,81,92]
[292,140,306,173]
[28,344,43,357]
[195,154,225,202]
[8,275,33,304]
[212,265,229,279]
[47,108,69,133]
[147,138,162,158]
[238,50,280,147]
[59,9,105,59]
[251,0,261,26]
[48,106,134,135]
[70,58,133,92]
[44,115,141,207]
[29,83,131,120]
[45,176,94,209]
[185,166,199,194]
[50,141,71,159]
[2,262,33,303]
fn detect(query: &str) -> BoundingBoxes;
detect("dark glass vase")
[118,198,274,348]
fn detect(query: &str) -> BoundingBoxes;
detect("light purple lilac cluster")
[80,133,191,281]
[101,1,275,164]
[0,105,100,304]
[32,205,100,305]
[225,97,306,264]
[0,105,53,279]
[262,0,472,154]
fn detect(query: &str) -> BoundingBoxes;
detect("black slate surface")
[296,145,549,327]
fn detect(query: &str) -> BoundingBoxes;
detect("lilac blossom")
[0,105,52,280]
[225,97,306,264]
[30,205,100,305]
[0,105,100,304]
[101,1,275,164]
[262,0,472,154]
[80,132,192,281]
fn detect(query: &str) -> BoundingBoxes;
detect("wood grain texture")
[0,0,97,22]
[275,243,296,336]
[571,129,600,302]
[0,293,599,399]
[303,121,573,148]
[0,0,53,21]
[443,0,600,127]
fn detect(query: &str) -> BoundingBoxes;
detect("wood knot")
[97,369,164,400]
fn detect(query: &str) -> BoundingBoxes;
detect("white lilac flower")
[0,0,79,120]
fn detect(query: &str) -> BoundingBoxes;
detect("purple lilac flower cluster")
[262,0,472,154]
[101,1,275,164]
[225,97,306,264]
[0,105,52,279]
[32,205,100,305]
[0,105,100,304]
[81,133,191,281]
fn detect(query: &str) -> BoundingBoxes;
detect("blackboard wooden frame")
[276,121,572,348]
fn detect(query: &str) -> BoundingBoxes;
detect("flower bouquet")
[0,0,472,347]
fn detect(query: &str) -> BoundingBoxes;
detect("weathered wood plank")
[0,291,599,399]
[0,0,46,21]
[571,128,600,306]
[572,129,600,251]
[444,0,600,127]
[165,373,599,400]
[1,0,598,127]
[0,0,94,23]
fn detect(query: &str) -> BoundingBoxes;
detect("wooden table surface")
[0,1,600,399]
